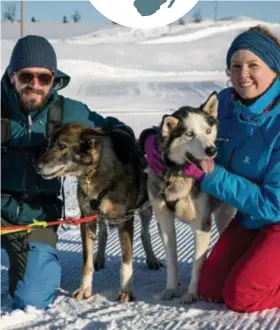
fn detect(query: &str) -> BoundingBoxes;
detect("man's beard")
[18,86,50,111]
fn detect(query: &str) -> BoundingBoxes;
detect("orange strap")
[0,215,99,235]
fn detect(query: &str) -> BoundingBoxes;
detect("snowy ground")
[1,19,280,330]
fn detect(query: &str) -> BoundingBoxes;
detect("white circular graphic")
[89,0,199,29]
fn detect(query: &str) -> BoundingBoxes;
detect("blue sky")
[1,1,280,24]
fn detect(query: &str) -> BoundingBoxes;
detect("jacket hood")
[222,78,280,126]
[53,69,70,91]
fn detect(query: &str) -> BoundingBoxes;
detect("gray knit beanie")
[8,35,57,75]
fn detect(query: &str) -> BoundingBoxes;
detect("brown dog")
[38,123,160,302]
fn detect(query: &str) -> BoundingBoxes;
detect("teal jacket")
[1,69,134,225]
[201,78,280,228]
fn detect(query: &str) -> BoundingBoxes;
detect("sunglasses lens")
[17,72,53,86]
[18,72,34,84]
[38,73,53,86]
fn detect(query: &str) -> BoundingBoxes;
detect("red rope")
[1,215,99,234]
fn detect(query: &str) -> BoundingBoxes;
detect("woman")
[139,26,280,313]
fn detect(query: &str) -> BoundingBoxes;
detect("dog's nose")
[205,146,217,157]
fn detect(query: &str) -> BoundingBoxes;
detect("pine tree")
[193,10,202,23]
[3,3,16,23]
[72,10,81,23]
[178,17,185,25]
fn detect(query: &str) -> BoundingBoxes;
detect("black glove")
[109,127,137,164]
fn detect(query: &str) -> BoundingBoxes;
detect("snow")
[1,19,280,329]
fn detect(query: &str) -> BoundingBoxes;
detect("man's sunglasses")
[17,71,54,86]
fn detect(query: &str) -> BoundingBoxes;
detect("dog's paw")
[161,287,181,300]
[146,258,163,270]
[94,258,105,271]
[180,292,200,304]
[72,286,92,300]
[116,291,134,303]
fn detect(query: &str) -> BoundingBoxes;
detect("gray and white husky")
[147,92,236,304]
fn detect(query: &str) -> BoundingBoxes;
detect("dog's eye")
[206,128,212,134]
[186,132,194,138]
[56,142,67,150]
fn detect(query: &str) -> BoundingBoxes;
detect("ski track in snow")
[141,20,265,44]
[1,179,280,330]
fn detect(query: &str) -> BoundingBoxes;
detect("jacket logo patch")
[243,156,251,164]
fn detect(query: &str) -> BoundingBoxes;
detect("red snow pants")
[198,219,280,313]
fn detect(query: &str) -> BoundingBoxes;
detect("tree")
[72,10,81,23]
[178,17,185,25]
[31,16,36,23]
[63,15,68,24]
[213,0,218,21]
[3,3,16,23]
[193,9,202,23]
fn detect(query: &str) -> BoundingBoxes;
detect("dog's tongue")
[199,159,214,173]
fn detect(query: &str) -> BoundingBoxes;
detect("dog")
[38,123,161,302]
[147,92,236,304]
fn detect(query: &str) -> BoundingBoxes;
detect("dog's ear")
[201,92,218,118]
[49,124,66,146]
[79,129,100,150]
[161,115,179,137]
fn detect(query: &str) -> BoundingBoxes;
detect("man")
[1,35,138,310]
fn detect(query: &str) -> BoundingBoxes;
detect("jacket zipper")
[27,113,33,141]
[20,113,34,202]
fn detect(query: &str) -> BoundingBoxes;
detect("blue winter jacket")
[201,78,280,228]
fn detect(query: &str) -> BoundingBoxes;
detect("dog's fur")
[38,123,160,302]
[147,93,236,304]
